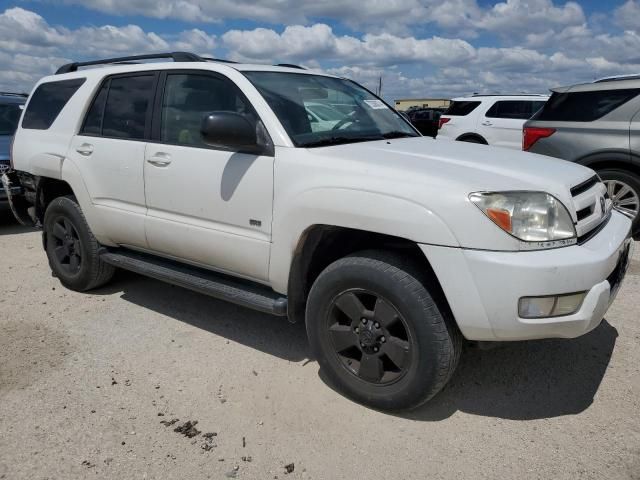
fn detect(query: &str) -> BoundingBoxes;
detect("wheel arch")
[285,225,454,326]
[574,150,640,178]
[456,132,488,144]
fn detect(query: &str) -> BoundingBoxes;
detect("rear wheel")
[306,250,462,411]
[44,196,115,291]
[598,169,640,234]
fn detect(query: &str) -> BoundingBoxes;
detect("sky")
[0,0,638,101]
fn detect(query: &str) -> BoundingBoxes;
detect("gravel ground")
[1,209,639,480]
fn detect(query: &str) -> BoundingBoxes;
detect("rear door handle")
[76,143,94,156]
[481,121,493,126]
[147,152,171,167]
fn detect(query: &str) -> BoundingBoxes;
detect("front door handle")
[76,143,94,156]
[147,152,172,167]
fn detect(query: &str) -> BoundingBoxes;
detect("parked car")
[0,92,27,205]
[438,94,548,149]
[304,101,343,132]
[524,77,640,235]
[3,52,633,411]
[407,108,446,137]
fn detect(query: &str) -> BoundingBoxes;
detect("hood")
[305,136,593,208]
[0,135,11,161]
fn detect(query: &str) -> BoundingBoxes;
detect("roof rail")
[0,91,28,97]
[55,52,204,74]
[594,73,640,83]
[200,56,238,64]
[275,63,306,70]
[470,93,547,97]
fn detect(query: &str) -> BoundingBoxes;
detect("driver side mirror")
[201,111,262,154]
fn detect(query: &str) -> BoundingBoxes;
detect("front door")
[143,71,274,282]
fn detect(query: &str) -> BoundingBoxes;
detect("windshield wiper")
[301,135,383,148]
[381,131,417,139]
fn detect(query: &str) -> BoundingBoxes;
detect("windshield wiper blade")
[302,135,383,148]
[381,131,417,139]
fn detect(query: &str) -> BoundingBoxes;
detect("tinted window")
[102,75,154,139]
[485,100,545,120]
[445,101,481,116]
[0,103,23,135]
[81,83,108,135]
[22,78,85,129]
[535,89,640,122]
[160,73,255,147]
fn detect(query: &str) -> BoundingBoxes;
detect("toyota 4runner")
[2,52,633,411]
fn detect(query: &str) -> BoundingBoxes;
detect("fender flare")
[268,188,460,292]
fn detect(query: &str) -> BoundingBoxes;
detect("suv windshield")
[0,103,23,136]
[243,72,418,147]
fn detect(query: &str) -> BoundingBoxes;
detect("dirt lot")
[1,209,639,480]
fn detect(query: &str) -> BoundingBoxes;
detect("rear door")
[476,100,546,149]
[143,70,274,282]
[69,72,157,248]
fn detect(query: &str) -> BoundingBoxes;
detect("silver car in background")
[524,75,640,235]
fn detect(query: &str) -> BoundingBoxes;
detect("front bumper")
[421,211,633,341]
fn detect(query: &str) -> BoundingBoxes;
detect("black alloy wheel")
[49,216,83,275]
[327,289,412,385]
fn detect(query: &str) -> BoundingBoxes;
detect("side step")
[100,249,288,316]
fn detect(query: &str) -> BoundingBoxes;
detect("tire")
[597,169,640,234]
[306,250,462,411]
[43,195,115,291]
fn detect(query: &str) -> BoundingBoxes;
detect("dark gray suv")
[524,76,640,234]
[0,92,27,205]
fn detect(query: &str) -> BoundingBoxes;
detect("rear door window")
[102,75,155,139]
[445,101,481,116]
[535,89,640,122]
[22,78,86,129]
[485,100,542,120]
[81,83,109,136]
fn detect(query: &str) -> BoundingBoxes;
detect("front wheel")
[306,251,462,411]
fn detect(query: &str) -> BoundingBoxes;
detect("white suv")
[438,94,548,149]
[3,53,633,411]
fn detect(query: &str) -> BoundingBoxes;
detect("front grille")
[570,176,609,243]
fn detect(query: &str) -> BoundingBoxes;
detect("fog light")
[518,292,586,319]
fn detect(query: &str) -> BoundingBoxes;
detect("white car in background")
[304,101,344,132]
[438,94,549,150]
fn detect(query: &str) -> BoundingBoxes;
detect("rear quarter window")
[445,101,481,116]
[534,89,640,122]
[22,78,86,130]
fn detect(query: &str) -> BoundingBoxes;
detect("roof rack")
[275,63,306,70]
[594,74,640,83]
[0,91,28,97]
[470,93,547,97]
[55,52,205,74]
[200,56,238,64]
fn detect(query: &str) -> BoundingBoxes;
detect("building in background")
[394,98,451,111]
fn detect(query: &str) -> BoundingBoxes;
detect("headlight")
[469,191,576,245]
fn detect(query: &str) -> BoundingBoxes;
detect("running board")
[100,249,288,316]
